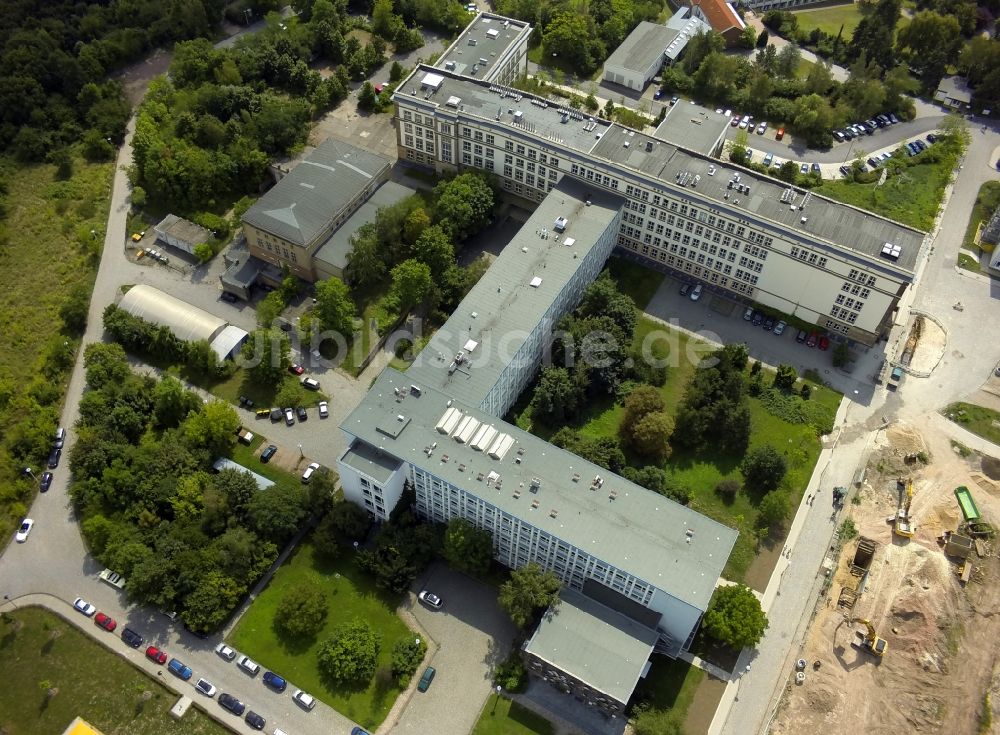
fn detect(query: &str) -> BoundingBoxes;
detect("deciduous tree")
[499,562,561,628]
[314,277,356,336]
[442,518,494,576]
[703,584,768,649]
[741,445,788,493]
[317,619,381,683]
[275,579,328,638]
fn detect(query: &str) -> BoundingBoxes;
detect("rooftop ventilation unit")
[409,384,421,396]
[553,216,568,232]
[468,37,478,45]
[549,508,558,518]
[471,424,498,451]
[444,61,456,71]
[513,110,524,123]
[529,276,543,288]
[446,96,462,107]
[880,242,902,260]
[488,433,515,460]
[455,415,480,444]
[530,477,541,491]
[486,28,500,38]
[436,406,463,434]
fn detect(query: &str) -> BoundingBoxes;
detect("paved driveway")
[390,564,517,734]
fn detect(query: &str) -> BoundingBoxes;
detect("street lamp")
[492,685,502,714]
[353,541,359,552]
[298,443,303,458]
[23,467,36,481]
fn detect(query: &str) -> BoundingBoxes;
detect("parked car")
[289,364,304,375]
[775,127,785,140]
[889,113,899,124]
[47,448,61,469]
[220,291,238,303]
[926,133,937,144]
[811,162,821,174]
[301,462,321,484]
[799,163,809,174]
[417,666,437,692]
[168,658,193,680]
[260,444,277,463]
[773,320,787,336]
[867,157,879,169]
[742,306,753,321]
[99,568,126,590]
[751,311,764,327]
[215,643,237,661]
[195,678,217,697]
[762,316,775,331]
[218,693,246,716]
[284,408,295,426]
[238,395,254,408]
[54,427,66,449]
[352,729,372,735]
[245,711,266,730]
[756,122,767,135]
[678,282,691,296]
[762,152,773,166]
[73,598,97,616]
[255,407,271,418]
[418,590,443,609]
[15,518,33,543]
[94,612,117,631]
[839,165,852,177]
[301,377,320,391]
[806,332,818,348]
[318,401,329,419]
[237,655,261,676]
[730,115,740,128]
[818,336,830,351]
[689,283,703,301]
[292,689,316,711]
[796,329,808,343]
[833,130,845,142]
[263,671,287,692]
[146,646,168,665]
[270,407,283,422]
[121,628,143,648]
[296,406,308,422]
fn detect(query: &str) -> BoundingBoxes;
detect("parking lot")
[643,273,883,402]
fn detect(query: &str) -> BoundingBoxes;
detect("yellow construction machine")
[850,618,888,657]
[894,478,914,539]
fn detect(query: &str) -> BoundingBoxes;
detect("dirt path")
[770,419,1000,734]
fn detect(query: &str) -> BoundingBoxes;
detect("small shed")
[154,214,212,255]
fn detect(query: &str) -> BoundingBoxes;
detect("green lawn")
[633,654,704,714]
[607,256,666,309]
[0,607,227,735]
[0,152,113,539]
[471,696,555,735]
[210,369,323,407]
[944,402,1000,446]
[814,144,959,231]
[518,315,838,581]
[228,540,412,730]
[957,252,981,272]
[793,3,866,38]
[961,180,1000,251]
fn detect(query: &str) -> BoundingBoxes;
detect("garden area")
[791,2,868,38]
[515,259,841,583]
[228,539,416,730]
[471,695,555,735]
[958,180,1000,271]
[944,402,1000,446]
[0,607,226,735]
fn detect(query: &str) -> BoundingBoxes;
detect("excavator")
[893,478,914,539]
[850,617,888,657]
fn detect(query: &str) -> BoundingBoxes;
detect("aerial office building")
[394,25,926,347]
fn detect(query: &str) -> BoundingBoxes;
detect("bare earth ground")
[907,316,947,374]
[771,421,1000,735]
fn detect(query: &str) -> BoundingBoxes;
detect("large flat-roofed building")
[435,12,530,85]
[393,59,926,345]
[652,101,730,156]
[406,179,623,417]
[338,367,738,659]
[522,587,659,715]
[241,138,391,281]
[602,21,680,91]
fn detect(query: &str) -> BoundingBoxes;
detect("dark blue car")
[263,671,287,692]
[168,658,193,680]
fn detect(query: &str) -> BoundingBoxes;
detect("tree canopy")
[703,583,769,649]
[499,562,562,628]
[317,619,381,684]
[442,518,494,576]
[741,445,788,493]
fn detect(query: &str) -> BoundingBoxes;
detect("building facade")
[392,57,925,346]
[434,12,531,85]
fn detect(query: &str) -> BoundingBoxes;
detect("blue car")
[263,671,287,692]
[168,658,193,680]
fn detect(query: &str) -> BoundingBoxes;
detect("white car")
[215,643,237,661]
[194,678,217,697]
[292,689,316,711]
[237,654,261,676]
[318,401,329,419]
[15,518,33,543]
[301,377,320,391]
[418,590,443,609]
[689,284,703,301]
[301,462,321,483]
[73,597,97,616]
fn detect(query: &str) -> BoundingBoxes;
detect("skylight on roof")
[529,276,543,288]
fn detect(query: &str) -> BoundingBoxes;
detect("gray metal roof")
[212,458,275,489]
[241,138,390,248]
[436,13,530,78]
[524,588,659,705]
[604,22,678,76]
[405,178,623,408]
[340,368,738,611]
[154,214,211,247]
[340,440,403,485]
[394,67,926,274]
[313,181,417,273]
[652,101,730,156]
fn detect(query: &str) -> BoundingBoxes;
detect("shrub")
[839,518,858,540]
[494,651,528,692]
[390,638,426,682]
[715,479,741,499]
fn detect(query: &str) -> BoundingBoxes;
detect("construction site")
[770,421,1000,735]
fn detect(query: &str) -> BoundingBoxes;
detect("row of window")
[841,281,872,299]
[622,237,749,297]
[829,305,859,324]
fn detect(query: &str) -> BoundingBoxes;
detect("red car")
[818,336,830,351]
[94,612,117,632]
[806,332,818,348]
[288,364,304,375]
[146,646,168,665]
